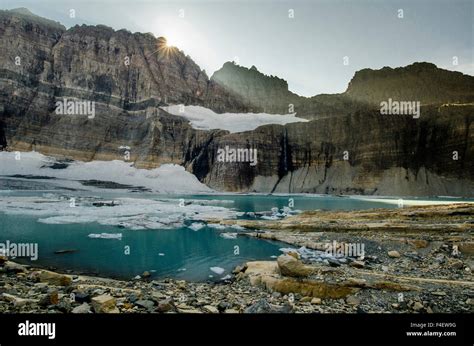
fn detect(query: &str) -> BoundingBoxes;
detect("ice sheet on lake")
[0,195,237,230]
[161,105,308,133]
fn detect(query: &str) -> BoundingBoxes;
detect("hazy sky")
[2,0,473,96]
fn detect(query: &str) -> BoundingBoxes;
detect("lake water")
[1,182,472,281]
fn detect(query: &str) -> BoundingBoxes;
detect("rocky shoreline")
[1,203,473,314]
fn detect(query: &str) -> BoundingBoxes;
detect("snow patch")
[161,105,308,133]
[0,151,212,194]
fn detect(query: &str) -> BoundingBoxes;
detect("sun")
[164,36,174,47]
[162,32,181,49]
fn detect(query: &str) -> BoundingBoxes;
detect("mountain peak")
[346,62,474,105]
[9,7,35,16]
[0,7,65,31]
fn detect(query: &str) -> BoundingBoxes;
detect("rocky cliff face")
[1,9,473,196]
[187,105,473,196]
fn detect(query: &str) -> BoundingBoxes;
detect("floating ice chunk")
[210,266,225,275]
[88,233,122,240]
[177,268,187,272]
[270,255,278,259]
[261,215,279,220]
[220,274,232,280]
[207,224,226,230]
[188,222,205,231]
[220,233,238,239]
[158,253,165,256]
[230,225,246,231]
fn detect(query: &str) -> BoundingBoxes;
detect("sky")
[2,0,473,96]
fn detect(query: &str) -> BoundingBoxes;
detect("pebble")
[387,251,401,258]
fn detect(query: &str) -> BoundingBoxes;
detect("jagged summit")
[211,61,300,114]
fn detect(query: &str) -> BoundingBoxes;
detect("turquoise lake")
[1,186,471,281]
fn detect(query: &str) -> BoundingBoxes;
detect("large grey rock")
[72,303,92,314]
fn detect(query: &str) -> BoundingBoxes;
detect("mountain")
[211,62,302,114]
[0,8,473,196]
[211,61,474,119]
[345,62,474,105]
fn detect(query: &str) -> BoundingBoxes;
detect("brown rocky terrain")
[0,8,473,196]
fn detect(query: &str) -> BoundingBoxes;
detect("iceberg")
[210,266,225,275]
[88,233,122,240]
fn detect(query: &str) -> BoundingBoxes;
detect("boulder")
[135,299,155,310]
[202,305,219,313]
[157,299,174,313]
[244,299,293,313]
[277,255,313,278]
[262,276,359,299]
[72,303,92,314]
[458,242,474,255]
[73,291,91,303]
[39,290,59,306]
[2,293,37,307]
[346,295,361,306]
[91,294,119,313]
[4,261,27,273]
[349,260,365,268]
[38,270,72,286]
